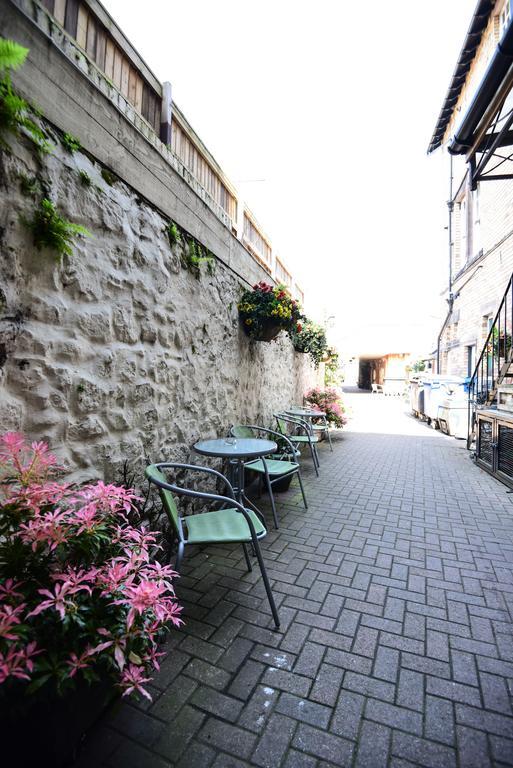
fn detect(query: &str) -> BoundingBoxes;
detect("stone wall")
[0,4,317,482]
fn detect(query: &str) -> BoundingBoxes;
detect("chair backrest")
[231,425,255,438]
[274,414,288,435]
[145,464,180,536]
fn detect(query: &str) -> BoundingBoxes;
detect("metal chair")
[310,413,333,452]
[145,462,280,627]
[274,413,320,475]
[231,425,308,529]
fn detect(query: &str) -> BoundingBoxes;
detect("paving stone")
[190,686,244,723]
[490,734,513,764]
[392,731,457,768]
[309,663,344,706]
[365,699,422,736]
[355,720,390,768]
[456,725,492,768]
[261,667,312,697]
[217,637,254,673]
[397,668,424,711]
[479,671,512,714]
[175,741,217,768]
[153,705,205,762]
[293,722,354,764]
[184,658,233,691]
[108,740,173,768]
[251,712,297,768]
[426,676,482,707]
[198,718,257,760]
[424,695,455,746]
[293,641,325,678]
[282,749,317,768]
[275,692,331,728]
[237,683,279,734]
[456,703,513,737]
[373,644,400,682]
[228,659,265,699]
[330,690,365,739]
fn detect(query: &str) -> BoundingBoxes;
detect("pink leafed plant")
[0,432,183,703]
[304,387,347,428]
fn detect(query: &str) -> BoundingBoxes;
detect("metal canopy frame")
[470,82,513,187]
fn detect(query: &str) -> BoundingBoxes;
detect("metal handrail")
[468,271,513,447]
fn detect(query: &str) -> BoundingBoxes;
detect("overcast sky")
[103,0,476,355]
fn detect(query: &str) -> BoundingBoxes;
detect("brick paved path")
[77,392,513,768]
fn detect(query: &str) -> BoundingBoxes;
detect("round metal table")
[285,408,326,419]
[193,437,277,509]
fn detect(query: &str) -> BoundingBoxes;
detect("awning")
[428,0,496,155]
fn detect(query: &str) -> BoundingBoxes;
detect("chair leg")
[312,441,321,469]
[242,542,252,572]
[175,541,185,572]
[264,471,279,529]
[251,534,280,628]
[297,470,308,509]
[309,440,319,476]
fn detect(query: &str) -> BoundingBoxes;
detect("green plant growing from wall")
[17,172,39,197]
[25,198,91,258]
[60,131,81,153]
[166,220,181,247]
[78,169,91,187]
[101,168,117,186]
[181,237,215,278]
[0,37,51,154]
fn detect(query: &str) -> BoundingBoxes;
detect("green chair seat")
[289,434,319,443]
[184,507,265,544]
[245,458,298,476]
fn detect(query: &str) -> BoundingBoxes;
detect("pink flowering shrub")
[304,387,348,428]
[0,433,182,703]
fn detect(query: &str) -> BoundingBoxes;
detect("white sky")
[103,0,477,356]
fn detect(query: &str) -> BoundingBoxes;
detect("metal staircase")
[467,272,513,449]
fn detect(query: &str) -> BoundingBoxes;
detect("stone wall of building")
[441,177,513,377]
[0,3,317,481]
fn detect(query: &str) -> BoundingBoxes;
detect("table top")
[193,437,277,459]
[285,408,326,418]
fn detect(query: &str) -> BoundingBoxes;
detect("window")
[467,345,476,377]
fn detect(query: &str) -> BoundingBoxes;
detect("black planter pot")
[242,319,283,341]
[272,473,294,492]
[0,679,115,768]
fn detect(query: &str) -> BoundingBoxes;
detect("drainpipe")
[437,156,455,374]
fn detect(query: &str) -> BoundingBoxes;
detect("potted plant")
[238,282,302,341]
[0,433,183,766]
[304,387,347,428]
[289,318,329,367]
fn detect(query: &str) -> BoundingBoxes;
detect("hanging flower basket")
[243,319,282,342]
[289,319,329,367]
[238,282,302,342]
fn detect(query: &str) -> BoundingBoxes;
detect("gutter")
[449,17,513,155]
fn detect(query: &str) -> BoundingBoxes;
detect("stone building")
[428,0,513,377]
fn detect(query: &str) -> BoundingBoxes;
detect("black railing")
[468,272,513,447]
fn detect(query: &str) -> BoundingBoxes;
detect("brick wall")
[440,178,513,377]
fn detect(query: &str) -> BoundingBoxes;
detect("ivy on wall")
[165,219,215,279]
